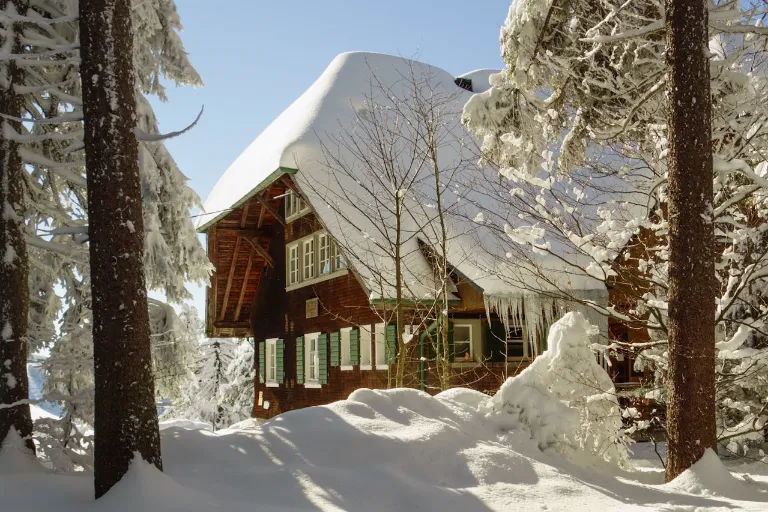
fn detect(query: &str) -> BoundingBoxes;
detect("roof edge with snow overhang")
[196,166,298,233]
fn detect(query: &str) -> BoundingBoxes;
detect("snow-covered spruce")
[462,0,768,453]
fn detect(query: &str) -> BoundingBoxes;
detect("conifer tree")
[0,0,34,453]
[79,0,161,497]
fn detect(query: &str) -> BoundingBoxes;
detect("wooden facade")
[202,174,552,419]
[202,173,653,421]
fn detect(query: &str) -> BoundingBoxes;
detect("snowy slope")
[27,362,63,419]
[3,315,768,511]
[2,388,767,511]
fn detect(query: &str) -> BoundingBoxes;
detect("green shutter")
[447,321,455,363]
[258,341,265,384]
[276,339,284,383]
[319,333,328,384]
[350,328,360,366]
[296,336,305,384]
[483,321,507,362]
[386,324,397,364]
[330,331,340,367]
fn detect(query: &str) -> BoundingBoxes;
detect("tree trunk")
[0,0,35,454]
[664,0,717,482]
[79,0,162,498]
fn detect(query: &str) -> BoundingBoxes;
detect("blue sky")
[152,1,511,321]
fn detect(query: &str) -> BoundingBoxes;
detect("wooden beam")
[256,195,267,228]
[244,236,274,268]
[239,203,250,228]
[255,193,285,227]
[280,176,301,196]
[214,320,252,329]
[208,226,218,336]
[218,236,242,321]
[215,227,270,238]
[234,248,254,322]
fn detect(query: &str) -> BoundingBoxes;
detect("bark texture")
[664,0,717,482]
[0,0,35,453]
[79,0,162,498]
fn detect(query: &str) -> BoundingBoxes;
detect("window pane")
[319,235,331,275]
[333,240,345,269]
[303,239,315,280]
[340,329,351,365]
[506,341,524,357]
[454,325,471,342]
[375,323,386,365]
[360,326,372,365]
[455,341,471,361]
[285,191,293,217]
[288,245,299,284]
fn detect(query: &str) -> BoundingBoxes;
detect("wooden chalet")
[196,52,621,420]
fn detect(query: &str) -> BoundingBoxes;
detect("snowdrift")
[3,314,768,510]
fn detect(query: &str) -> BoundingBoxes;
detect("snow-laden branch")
[25,234,86,259]
[18,147,86,187]
[135,105,203,142]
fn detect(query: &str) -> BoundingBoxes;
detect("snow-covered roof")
[197,52,606,303]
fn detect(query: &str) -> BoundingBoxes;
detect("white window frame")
[374,322,387,369]
[453,323,474,362]
[285,231,349,291]
[359,325,372,370]
[340,327,353,370]
[318,233,332,276]
[285,190,310,221]
[332,239,345,270]
[303,238,315,281]
[506,325,531,360]
[265,338,279,387]
[403,325,419,343]
[305,332,320,387]
[287,243,300,285]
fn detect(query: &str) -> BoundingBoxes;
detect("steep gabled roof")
[198,52,606,305]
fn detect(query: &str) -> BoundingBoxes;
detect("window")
[285,190,309,219]
[403,324,419,344]
[374,323,387,368]
[288,244,300,285]
[359,325,372,369]
[305,332,319,382]
[318,233,332,275]
[506,325,532,359]
[266,339,278,383]
[340,327,352,369]
[303,238,315,280]
[453,324,473,362]
[285,232,348,290]
[333,240,345,269]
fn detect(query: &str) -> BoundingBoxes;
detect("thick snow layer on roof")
[199,52,609,300]
[456,68,499,93]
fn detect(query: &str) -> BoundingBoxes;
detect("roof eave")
[196,166,299,234]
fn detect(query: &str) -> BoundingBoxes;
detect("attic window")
[454,77,473,92]
[285,190,310,221]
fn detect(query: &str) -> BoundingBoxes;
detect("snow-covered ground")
[7,314,767,510]
[2,386,768,511]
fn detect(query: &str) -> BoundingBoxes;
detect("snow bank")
[482,312,628,465]
[3,385,768,510]
[667,449,767,501]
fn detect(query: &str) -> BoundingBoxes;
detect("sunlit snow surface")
[2,390,767,510]
[7,317,767,510]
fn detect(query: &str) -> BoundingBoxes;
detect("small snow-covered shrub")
[482,312,629,466]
